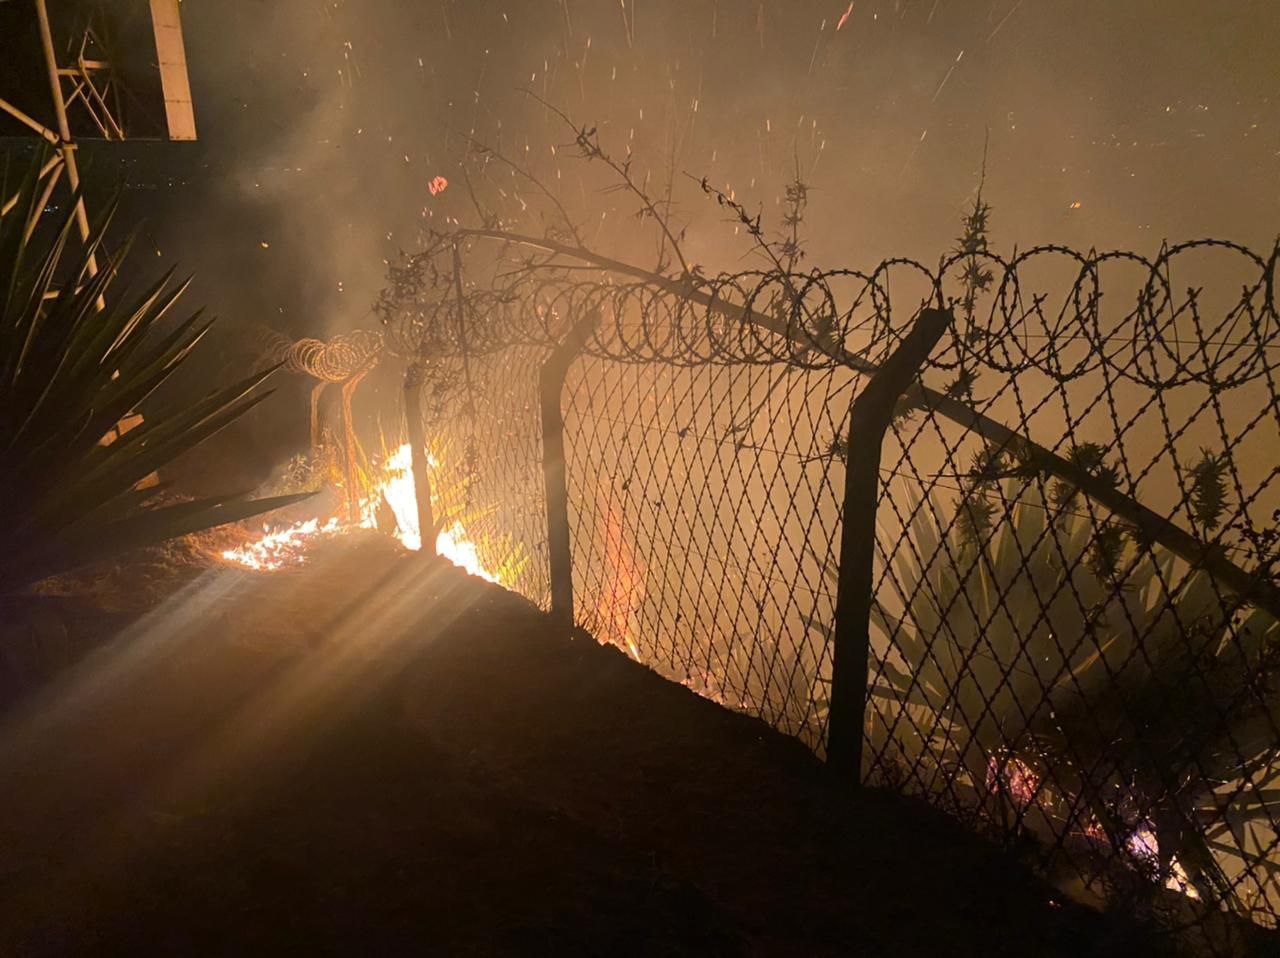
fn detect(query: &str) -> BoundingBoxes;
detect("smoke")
[92,1,1280,327]
[46,0,1277,481]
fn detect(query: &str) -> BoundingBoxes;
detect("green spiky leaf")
[0,149,312,594]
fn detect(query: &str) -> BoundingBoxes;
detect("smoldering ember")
[1,1,1277,955]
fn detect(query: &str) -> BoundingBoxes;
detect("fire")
[435,523,499,583]
[365,444,500,583]
[222,443,499,583]
[599,503,644,659]
[985,751,1039,807]
[221,517,343,572]
[367,442,422,550]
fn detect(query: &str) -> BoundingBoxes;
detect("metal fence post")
[540,311,600,630]
[827,307,952,781]
[403,360,437,559]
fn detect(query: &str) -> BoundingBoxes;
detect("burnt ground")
[0,537,1168,957]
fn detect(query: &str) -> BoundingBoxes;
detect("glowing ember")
[222,443,499,582]
[221,517,343,571]
[985,751,1039,807]
[1126,821,1201,900]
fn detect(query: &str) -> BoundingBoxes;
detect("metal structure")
[0,0,197,266]
[381,225,1280,951]
[1,0,195,447]
[148,0,196,142]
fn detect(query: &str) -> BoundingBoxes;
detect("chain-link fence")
[384,233,1279,950]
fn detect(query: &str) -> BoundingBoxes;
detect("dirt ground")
[0,537,1169,956]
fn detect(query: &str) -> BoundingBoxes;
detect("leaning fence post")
[403,360,437,559]
[827,307,952,781]
[540,311,600,631]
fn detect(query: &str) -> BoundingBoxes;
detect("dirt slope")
[0,538,1163,956]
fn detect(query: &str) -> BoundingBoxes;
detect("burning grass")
[219,441,508,584]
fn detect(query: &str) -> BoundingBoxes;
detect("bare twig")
[522,89,691,278]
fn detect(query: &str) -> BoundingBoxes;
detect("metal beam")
[150,0,197,141]
[0,96,60,145]
[34,0,98,278]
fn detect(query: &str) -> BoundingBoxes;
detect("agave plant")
[0,153,310,595]
[868,479,1280,910]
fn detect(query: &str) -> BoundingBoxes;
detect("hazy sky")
[25,0,1267,335]
[3,0,1276,462]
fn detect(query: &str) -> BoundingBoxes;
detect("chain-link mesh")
[563,354,861,747]
[868,243,1279,942]
[423,343,551,604]
[384,234,1280,948]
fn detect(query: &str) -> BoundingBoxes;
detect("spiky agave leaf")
[0,150,312,594]
[866,477,1278,907]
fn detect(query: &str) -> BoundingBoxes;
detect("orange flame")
[598,504,644,659]
[222,443,498,583]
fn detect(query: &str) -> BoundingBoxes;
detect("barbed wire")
[252,326,385,382]
[382,233,1277,387]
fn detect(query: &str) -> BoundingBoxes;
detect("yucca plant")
[0,153,311,595]
[869,480,1280,909]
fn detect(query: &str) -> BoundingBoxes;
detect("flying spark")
[932,49,965,103]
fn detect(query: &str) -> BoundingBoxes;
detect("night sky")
[3,0,1277,461]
